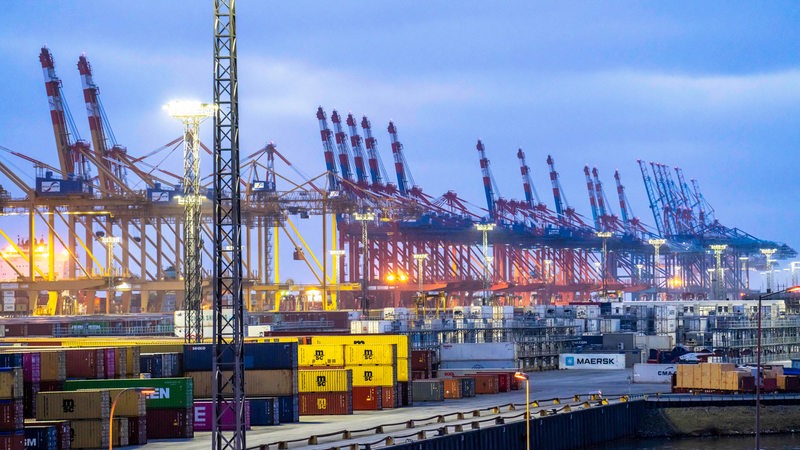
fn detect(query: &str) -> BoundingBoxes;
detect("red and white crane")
[360,115,391,192]
[316,106,340,190]
[329,110,355,185]
[345,113,370,188]
[387,121,414,196]
[584,165,601,229]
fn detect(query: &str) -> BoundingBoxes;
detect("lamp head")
[514,371,529,381]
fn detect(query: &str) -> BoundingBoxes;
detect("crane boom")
[584,165,600,229]
[387,121,414,196]
[330,110,355,184]
[345,113,369,186]
[516,148,541,207]
[315,107,340,190]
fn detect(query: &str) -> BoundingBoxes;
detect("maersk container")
[352,386,381,411]
[183,343,298,371]
[344,344,396,366]
[194,400,251,431]
[411,380,444,402]
[146,408,193,439]
[297,345,345,367]
[298,369,352,393]
[298,392,352,415]
[187,370,296,399]
[349,366,396,387]
[249,397,279,426]
[62,377,193,410]
[0,368,22,400]
[36,390,110,420]
[0,399,22,431]
[23,425,57,450]
[277,395,299,423]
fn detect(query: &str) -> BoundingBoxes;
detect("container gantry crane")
[345,113,370,188]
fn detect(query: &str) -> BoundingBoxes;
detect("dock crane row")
[0,50,795,316]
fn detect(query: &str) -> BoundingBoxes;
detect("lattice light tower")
[99,235,120,314]
[710,244,728,299]
[761,248,777,292]
[354,212,375,315]
[476,223,496,303]
[168,100,215,343]
[213,1,245,448]
[648,239,666,300]
[596,231,612,297]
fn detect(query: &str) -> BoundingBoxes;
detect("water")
[592,434,800,449]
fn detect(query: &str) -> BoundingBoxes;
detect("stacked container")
[345,344,395,410]
[249,397,280,426]
[23,420,70,450]
[411,350,433,380]
[140,352,183,378]
[36,390,116,449]
[298,369,353,415]
[63,377,194,440]
[183,342,299,423]
[0,366,23,450]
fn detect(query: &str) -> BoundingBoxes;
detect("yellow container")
[345,344,395,366]
[312,335,410,358]
[70,419,111,449]
[187,369,297,398]
[350,365,396,387]
[0,368,22,399]
[298,369,352,393]
[298,345,345,367]
[37,390,111,420]
[396,357,410,382]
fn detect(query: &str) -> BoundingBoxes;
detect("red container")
[65,349,104,379]
[22,354,40,383]
[442,378,462,399]
[411,350,432,372]
[352,386,381,411]
[739,376,755,392]
[399,381,412,406]
[128,416,147,445]
[411,371,428,380]
[23,420,70,450]
[381,385,399,409]
[298,392,352,415]
[146,408,194,439]
[193,400,251,431]
[0,430,23,450]
[0,400,23,431]
[763,377,778,393]
[104,348,117,379]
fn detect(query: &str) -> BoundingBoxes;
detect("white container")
[632,363,676,383]
[438,359,517,370]
[559,353,625,370]
[440,342,516,361]
[600,318,621,333]
[383,307,410,320]
[575,305,588,319]
[246,325,273,337]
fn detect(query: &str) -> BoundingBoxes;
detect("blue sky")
[1,2,799,285]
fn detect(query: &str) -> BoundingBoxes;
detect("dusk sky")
[1,2,799,286]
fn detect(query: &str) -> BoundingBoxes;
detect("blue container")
[277,395,299,423]
[166,352,183,377]
[0,354,22,368]
[140,354,164,378]
[24,425,58,450]
[183,343,298,371]
[249,397,279,426]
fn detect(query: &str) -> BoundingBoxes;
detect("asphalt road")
[142,369,673,450]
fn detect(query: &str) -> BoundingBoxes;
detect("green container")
[62,377,193,409]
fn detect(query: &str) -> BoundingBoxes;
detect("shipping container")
[0,355,22,369]
[128,416,147,445]
[21,354,38,384]
[344,344,395,366]
[277,396,299,423]
[67,419,109,449]
[349,366,395,387]
[440,343,516,362]
[146,408,193,439]
[37,353,65,382]
[249,397,279,426]
[311,335,410,359]
[103,389,146,417]
[298,369,351,393]
[24,425,57,450]
[399,381,411,406]
[0,430,23,450]
[23,420,69,450]
[297,345,345,367]
[442,378,461,399]
[380,385,397,409]
[64,349,104,379]
[459,377,476,397]
[410,350,432,372]
[63,377,193,410]
[36,390,110,420]
[396,358,410,382]
[0,369,22,400]
[187,370,296,399]
[103,349,116,379]
[22,383,38,419]
[471,374,499,394]
[0,400,22,431]
[183,343,298,371]
[412,380,444,402]
[298,392,352,415]
[351,386,381,411]
[193,400,251,431]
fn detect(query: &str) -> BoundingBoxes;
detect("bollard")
[406,420,414,428]
[308,436,318,445]
[375,426,384,434]
[471,422,480,430]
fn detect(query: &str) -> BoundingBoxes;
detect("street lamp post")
[476,223,496,304]
[100,236,121,314]
[710,244,728,299]
[354,212,375,315]
[413,253,428,313]
[110,387,154,450]
[755,285,800,449]
[514,371,530,450]
[760,248,777,293]
[329,249,346,310]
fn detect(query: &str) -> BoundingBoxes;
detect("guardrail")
[248,392,623,450]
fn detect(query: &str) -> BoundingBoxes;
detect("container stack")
[63,377,194,440]
[183,342,299,423]
[140,352,183,378]
[64,348,105,380]
[298,369,353,415]
[0,366,24,450]
[36,390,116,449]
[24,419,71,450]
[194,400,251,431]
[411,349,434,380]
[345,344,396,410]
[674,363,755,392]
